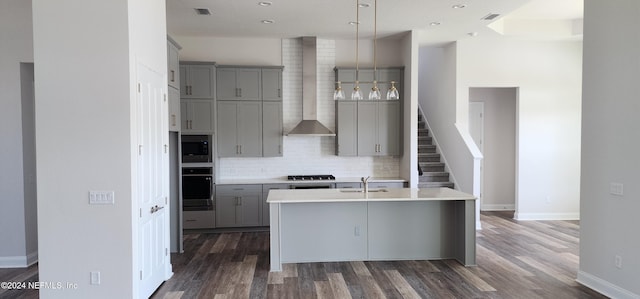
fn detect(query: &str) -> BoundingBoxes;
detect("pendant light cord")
[373,0,377,81]
[355,0,359,84]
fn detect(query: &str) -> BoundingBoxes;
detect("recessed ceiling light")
[468,32,478,37]
[430,22,441,26]
[261,19,275,24]
[258,1,272,6]
[358,3,370,8]
[194,8,212,15]
[452,4,467,9]
[349,21,360,25]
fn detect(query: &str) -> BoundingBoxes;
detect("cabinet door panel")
[378,101,400,156]
[216,68,237,100]
[237,102,263,157]
[263,102,283,157]
[189,100,214,132]
[357,101,378,156]
[336,101,358,156]
[238,194,262,227]
[215,195,238,228]
[179,65,188,98]
[188,65,214,98]
[236,69,261,101]
[167,43,180,89]
[180,100,188,131]
[262,69,282,101]
[217,101,239,157]
[168,87,180,132]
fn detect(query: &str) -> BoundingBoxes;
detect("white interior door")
[469,102,484,208]
[137,63,170,298]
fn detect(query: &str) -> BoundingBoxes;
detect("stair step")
[418,128,429,136]
[418,182,455,189]
[418,136,433,144]
[418,121,426,129]
[418,153,440,162]
[418,145,436,153]
[419,172,450,182]
[419,162,445,172]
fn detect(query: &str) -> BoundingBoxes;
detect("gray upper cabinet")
[357,101,400,156]
[263,101,283,157]
[180,99,215,132]
[335,101,358,156]
[180,63,215,98]
[262,68,283,101]
[216,67,261,101]
[167,40,180,90]
[168,87,181,132]
[217,101,263,157]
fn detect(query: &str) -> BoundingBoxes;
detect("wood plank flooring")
[0,212,607,299]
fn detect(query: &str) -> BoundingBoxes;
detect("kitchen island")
[267,187,476,272]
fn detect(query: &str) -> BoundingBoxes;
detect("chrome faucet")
[361,176,371,193]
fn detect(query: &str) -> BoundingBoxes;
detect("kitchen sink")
[339,189,388,193]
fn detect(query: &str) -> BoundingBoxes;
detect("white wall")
[578,0,640,297]
[33,0,167,298]
[174,36,282,65]
[335,38,404,68]
[470,88,517,211]
[0,0,36,268]
[457,38,582,220]
[400,32,418,186]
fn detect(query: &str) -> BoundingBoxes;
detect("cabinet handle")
[170,70,175,82]
[277,88,281,98]
[171,114,176,127]
[185,219,196,222]
[279,145,282,154]
[239,145,242,155]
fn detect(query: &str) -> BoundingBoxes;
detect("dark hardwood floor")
[0,212,607,299]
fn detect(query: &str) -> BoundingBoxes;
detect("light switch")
[610,183,624,196]
[89,191,115,205]
[90,271,101,285]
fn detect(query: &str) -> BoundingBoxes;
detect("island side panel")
[453,199,477,266]
[280,202,368,263]
[269,202,282,272]
[367,201,455,260]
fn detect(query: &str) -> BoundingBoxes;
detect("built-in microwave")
[181,135,211,163]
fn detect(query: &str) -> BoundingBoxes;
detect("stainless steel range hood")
[287,37,336,137]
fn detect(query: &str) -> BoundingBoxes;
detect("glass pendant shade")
[369,81,382,100]
[351,84,364,100]
[333,81,346,100]
[386,81,400,100]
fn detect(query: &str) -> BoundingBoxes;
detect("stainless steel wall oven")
[182,167,214,211]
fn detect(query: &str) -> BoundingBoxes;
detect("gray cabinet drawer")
[183,210,215,229]
[335,182,362,189]
[368,182,405,189]
[216,184,262,195]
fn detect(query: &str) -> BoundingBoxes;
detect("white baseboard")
[0,251,38,268]
[26,251,38,267]
[577,271,640,299]
[514,212,579,221]
[481,204,515,211]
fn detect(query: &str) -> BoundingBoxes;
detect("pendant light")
[351,0,364,101]
[387,81,399,100]
[333,81,346,100]
[368,0,382,100]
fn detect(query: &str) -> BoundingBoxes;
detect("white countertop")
[216,177,406,185]
[266,187,476,203]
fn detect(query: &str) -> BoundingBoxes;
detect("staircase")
[418,112,455,189]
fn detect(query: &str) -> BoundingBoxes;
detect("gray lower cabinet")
[335,101,358,156]
[368,182,405,189]
[180,99,214,132]
[217,101,262,157]
[262,184,289,226]
[183,210,215,229]
[335,182,362,189]
[263,101,283,157]
[216,185,262,227]
[357,101,400,156]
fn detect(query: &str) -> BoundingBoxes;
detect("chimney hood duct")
[287,37,336,137]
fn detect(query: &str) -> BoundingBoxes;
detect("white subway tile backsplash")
[218,38,399,180]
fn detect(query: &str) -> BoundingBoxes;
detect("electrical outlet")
[90,271,101,285]
[610,183,624,196]
[89,191,114,205]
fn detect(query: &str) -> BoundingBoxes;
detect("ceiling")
[166,0,583,43]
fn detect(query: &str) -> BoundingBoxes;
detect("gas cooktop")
[287,175,336,181]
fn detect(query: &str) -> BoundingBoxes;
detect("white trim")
[577,271,640,299]
[0,253,38,268]
[514,212,579,221]
[482,204,516,211]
